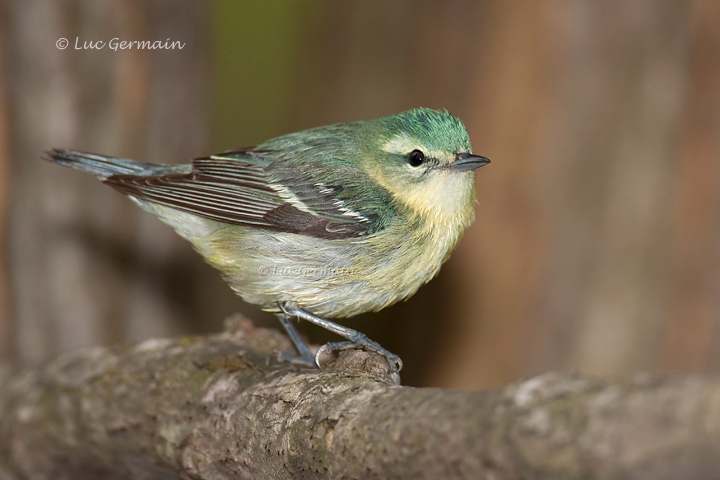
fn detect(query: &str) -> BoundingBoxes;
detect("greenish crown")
[378,108,472,156]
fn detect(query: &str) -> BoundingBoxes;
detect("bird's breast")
[195,204,473,318]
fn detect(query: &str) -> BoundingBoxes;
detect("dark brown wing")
[103,151,381,239]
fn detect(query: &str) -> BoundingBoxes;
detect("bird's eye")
[407,149,425,167]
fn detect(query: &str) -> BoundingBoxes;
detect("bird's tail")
[44,149,158,179]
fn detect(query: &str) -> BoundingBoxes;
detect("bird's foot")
[315,337,403,373]
[278,301,403,373]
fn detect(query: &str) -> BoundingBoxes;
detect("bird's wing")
[103,149,392,239]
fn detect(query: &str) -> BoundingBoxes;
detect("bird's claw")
[315,341,403,372]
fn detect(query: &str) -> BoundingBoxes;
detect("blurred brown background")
[1,1,719,389]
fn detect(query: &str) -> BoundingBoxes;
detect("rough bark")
[1,316,719,480]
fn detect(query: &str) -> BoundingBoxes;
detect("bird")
[45,108,490,372]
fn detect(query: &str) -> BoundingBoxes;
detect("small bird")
[46,108,489,372]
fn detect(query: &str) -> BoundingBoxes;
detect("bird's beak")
[451,152,491,171]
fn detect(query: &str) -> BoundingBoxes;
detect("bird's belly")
[200,221,456,319]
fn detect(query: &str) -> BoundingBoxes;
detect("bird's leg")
[279,302,403,372]
[273,313,316,367]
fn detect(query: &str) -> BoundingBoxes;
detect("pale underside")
[135,196,472,319]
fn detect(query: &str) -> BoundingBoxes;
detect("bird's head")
[361,108,490,226]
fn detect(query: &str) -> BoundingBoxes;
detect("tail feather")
[44,149,158,179]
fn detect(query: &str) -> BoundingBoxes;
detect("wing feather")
[103,150,389,239]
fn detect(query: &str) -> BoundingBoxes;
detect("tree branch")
[1,316,719,480]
